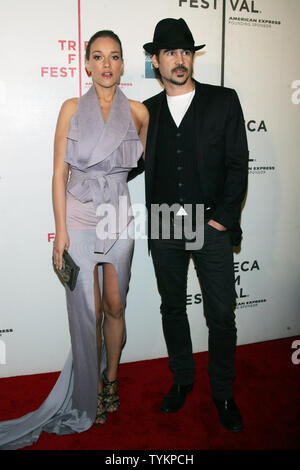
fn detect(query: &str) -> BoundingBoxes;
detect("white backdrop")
[0,0,299,377]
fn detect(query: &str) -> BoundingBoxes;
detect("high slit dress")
[0,85,143,450]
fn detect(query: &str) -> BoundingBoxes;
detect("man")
[142,18,248,432]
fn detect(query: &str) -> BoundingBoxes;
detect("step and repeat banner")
[0,0,299,377]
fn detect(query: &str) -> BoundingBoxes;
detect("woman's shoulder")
[61,97,79,114]
[57,98,79,125]
[129,100,149,123]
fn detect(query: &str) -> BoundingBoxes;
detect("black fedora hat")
[143,18,205,55]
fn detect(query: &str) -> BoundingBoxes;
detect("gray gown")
[0,85,143,450]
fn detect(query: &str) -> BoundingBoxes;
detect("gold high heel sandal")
[95,391,107,425]
[103,370,120,414]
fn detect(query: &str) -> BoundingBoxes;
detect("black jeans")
[149,223,237,400]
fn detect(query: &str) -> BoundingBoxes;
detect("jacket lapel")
[193,80,210,200]
[193,80,209,147]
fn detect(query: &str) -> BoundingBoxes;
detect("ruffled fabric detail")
[65,85,143,170]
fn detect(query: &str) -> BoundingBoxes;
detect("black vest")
[152,94,205,210]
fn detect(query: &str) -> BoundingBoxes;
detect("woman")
[0,30,148,449]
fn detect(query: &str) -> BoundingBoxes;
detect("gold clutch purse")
[52,250,80,291]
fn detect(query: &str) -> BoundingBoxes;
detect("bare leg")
[94,265,103,393]
[93,265,107,426]
[102,262,124,382]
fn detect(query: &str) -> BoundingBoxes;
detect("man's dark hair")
[86,30,123,60]
[150,50,162,80]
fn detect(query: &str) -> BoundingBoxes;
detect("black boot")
[161,383,193,413]
[213,397,243,432]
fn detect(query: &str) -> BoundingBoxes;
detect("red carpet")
[0,336,299,450]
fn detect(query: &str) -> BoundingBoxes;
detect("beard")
[164,65,193,86]
[169,75,189,86]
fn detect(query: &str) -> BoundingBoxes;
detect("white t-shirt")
[166,89,195,128]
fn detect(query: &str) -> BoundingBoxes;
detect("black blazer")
[129,79,249,246]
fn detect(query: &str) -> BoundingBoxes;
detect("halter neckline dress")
[0,85,143,450]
